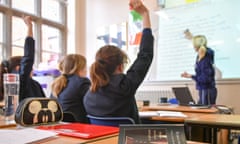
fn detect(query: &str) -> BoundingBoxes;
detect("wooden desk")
[141,104,218,113]
[185,114,240,144]
[140,104,218,123]
[185,114,240,130]
[33,133,118,144]
[0,123,118,144]
[140,104,218,143]
[0,101,4,107]
[1,124,209,144]
[36,135,208,144]
[0,115,16,128]
[149,112,212,123]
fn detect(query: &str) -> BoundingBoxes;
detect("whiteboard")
[149,0,240,81]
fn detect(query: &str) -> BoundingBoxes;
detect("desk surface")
[185,114,240,129]
[140,104,218,123]
[34,133,118,144]
[142,104,218,113]
[38,135,209,144]
[0,101,3,107]
[148,112,212,123]
[0,125,208,144]
[0,116,16,128]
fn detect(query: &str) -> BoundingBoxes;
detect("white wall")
[86,0,158,65]
[86,0,129,65]
[67,0,87,55]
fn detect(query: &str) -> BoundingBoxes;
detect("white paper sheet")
[0,128,58,144]
[157,111,187,117]
[139,111,159,117]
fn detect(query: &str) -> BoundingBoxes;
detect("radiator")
[135,90,175,104]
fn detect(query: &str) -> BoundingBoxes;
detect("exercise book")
[37,123,119,139]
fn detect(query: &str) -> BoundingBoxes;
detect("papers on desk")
[0,128,57,144]
[139,111,159,117]
[157,111,187,117]
[139,111,187,118]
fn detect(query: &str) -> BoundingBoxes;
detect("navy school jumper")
[84,28,154,124]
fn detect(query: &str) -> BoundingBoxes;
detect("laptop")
[172,87,195,106]
[37,123,119,139]
[172,87,211,108]
[118,124,186,144]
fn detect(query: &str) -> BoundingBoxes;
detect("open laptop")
[172,87,211,108]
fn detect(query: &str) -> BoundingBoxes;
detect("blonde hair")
[193,35,207,60]
[51,54,86,97]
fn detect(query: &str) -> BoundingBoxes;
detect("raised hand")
[129,0,151,28]
[23,16,33,37]
[129,0,148,15]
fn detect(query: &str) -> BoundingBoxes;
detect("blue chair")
[87,115,135,127]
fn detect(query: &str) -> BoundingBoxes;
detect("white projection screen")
[148,0,240,81]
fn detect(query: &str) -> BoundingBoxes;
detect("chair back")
[63,112,77,122]
[87,115,135,127]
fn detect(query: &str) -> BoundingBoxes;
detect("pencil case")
[15,97,63,126]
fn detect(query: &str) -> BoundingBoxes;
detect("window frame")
[0,0,67,67]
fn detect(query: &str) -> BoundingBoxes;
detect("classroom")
[0,0,240,144]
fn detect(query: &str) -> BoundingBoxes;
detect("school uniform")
[84,28,154,124]
[57,75,91,123]
[19,37,46,102]
[192,47,217,105]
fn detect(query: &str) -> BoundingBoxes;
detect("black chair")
[62,112,77,122]
[87,115,135,127]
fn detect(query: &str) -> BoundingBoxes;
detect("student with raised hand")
[181,34,217,105]
[0,16,45,102]
[84,0,154,124]
[51,54,90,123]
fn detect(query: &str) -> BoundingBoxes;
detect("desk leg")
[217,129,229,144]
[186,125,192,140]
[212,128,217,144]
[185,124,213,143]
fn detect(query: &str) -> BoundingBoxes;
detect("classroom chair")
[87,115,135,127]
[62,112,77,122]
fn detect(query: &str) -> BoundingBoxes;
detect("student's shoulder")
[30,78,44,89]
[207,47,214,54]
[73,76,91,85]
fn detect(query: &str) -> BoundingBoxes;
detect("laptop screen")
[172,87,195,106]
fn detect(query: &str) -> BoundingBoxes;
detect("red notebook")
[37,123,119,139]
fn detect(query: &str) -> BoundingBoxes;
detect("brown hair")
[90,45,128,92]
[51,54,86,97]
[0,56,22,101]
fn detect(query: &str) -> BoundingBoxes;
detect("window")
[42,0,61,23]
[0,13,3,61]
[12,16,27,56]
[41,25,60,65]
[12,0,35,14]
[0,0,67,69]
[0,0,5,5]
